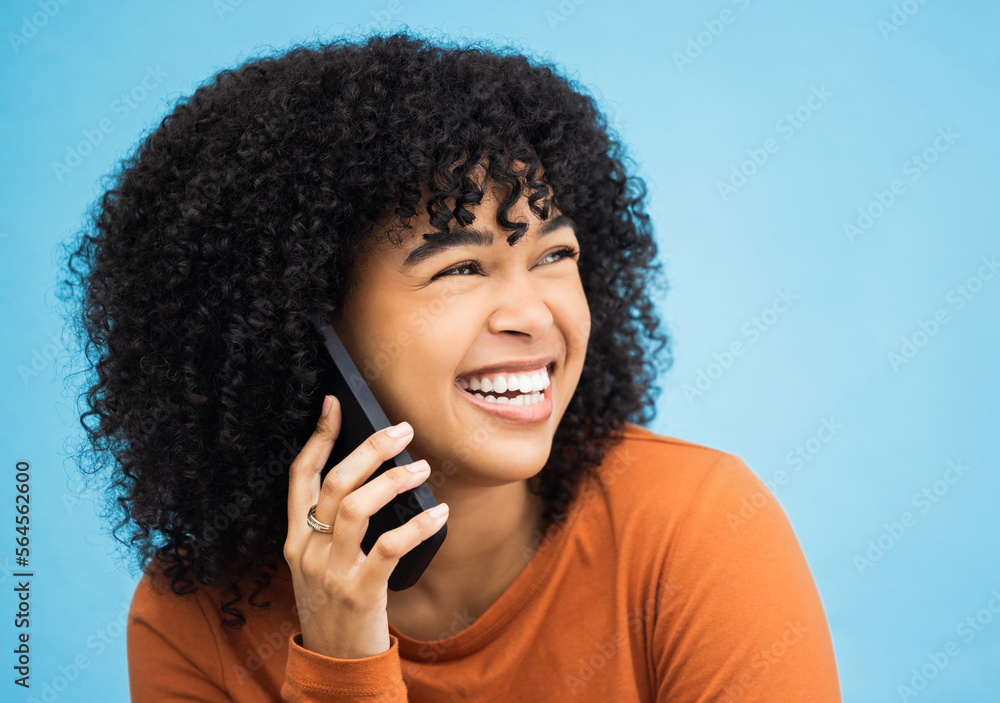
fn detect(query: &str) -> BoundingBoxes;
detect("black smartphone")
[307,308,447,591]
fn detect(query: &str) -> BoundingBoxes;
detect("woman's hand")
[284,395,449,659]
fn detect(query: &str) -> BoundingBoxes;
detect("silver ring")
[306,505,333,533]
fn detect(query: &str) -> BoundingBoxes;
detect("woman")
[62,32,841,701]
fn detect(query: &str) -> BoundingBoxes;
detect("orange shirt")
[127,423,842,701]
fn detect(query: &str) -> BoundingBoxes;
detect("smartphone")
[307,308,447,591]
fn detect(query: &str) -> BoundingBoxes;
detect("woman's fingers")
[286,395,342,551]
[328,460,431,565]
[286,395,420,557]
[311,420,415,524]
[359,500,449,591]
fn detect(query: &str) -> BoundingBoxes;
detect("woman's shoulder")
[597,422,759,501]
[129,552,294,627]
[590,429,840,697]
[128,554,218,634]
[585,423,774,538]
[131,553,298,632]
[577,424,808,595]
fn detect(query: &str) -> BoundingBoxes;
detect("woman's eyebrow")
[401,214,577,269]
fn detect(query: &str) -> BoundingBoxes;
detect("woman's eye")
[431,247,580,281]
[541,246,580,266]
[433,261,483,279]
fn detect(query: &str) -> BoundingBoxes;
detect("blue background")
[1,1,997,700]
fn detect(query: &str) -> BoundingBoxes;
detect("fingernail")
[386,421,412,439]
[405,460,429,473]
[428,503,449,519]
[320,395,332,418]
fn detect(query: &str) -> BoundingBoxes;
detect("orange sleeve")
[127,576,233,701]
[652,453,842,702]
[281,632,408,702]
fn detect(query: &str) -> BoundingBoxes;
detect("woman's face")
[329,185,590,490]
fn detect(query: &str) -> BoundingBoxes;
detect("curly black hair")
[58,31,671,633]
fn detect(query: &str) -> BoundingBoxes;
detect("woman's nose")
[486,275,554,338]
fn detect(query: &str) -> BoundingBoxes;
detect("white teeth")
[459,365,551,393]
[472,392,544,406]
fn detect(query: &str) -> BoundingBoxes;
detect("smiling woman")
[59,31,841,702]
[331,176,589,472]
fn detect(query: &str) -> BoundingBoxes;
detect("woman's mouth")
[453,362,554,423]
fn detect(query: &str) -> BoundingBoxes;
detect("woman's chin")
[413,440,552,491]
